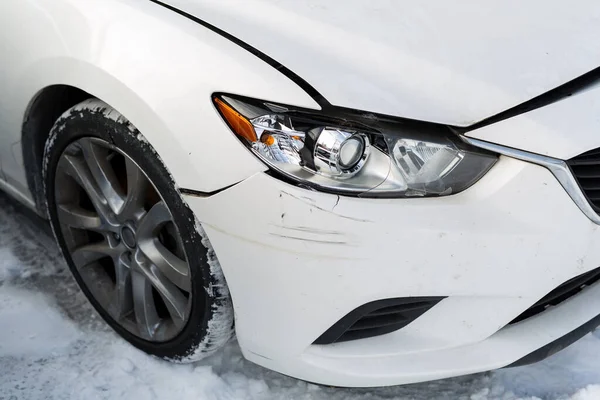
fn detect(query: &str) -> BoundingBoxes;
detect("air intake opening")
[314,297,444,345]
[510,266,600,324]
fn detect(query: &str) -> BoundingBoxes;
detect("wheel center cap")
[120,224,137,249]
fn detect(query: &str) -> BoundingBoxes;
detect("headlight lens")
[214,95,497,197]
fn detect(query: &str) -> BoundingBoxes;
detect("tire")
[43,99,234,361]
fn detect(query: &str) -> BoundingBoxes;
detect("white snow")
[0,286,80,358]
[2,193,600,399]
[177,218,234,363]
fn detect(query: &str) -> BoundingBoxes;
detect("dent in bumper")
[183,156,600,386]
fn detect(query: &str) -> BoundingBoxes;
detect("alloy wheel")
[54,137,192,342]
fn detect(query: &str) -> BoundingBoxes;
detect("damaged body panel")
[181,155,600,385]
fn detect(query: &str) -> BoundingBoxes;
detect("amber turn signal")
[214,97,257,142]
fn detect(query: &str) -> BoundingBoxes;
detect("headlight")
[214,95,497,198]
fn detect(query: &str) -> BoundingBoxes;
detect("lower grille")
[511,266,600,324]
[314,297,443,344]
[568,148,600,212]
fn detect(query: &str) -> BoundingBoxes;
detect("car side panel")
[0,0,319,202]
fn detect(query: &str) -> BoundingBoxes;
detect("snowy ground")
[1,194,600,399]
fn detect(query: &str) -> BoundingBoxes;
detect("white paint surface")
[0,0,319,196]
[166,0,600,125]
[467,81,600,159]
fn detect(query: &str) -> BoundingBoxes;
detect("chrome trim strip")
[462,136,600,225]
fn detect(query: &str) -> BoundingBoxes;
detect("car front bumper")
[184,147,600,386]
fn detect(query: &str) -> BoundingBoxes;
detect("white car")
[1,0,600,388]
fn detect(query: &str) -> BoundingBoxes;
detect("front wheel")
[43,99,234,361]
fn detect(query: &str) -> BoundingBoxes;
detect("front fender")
[1,0,319,192]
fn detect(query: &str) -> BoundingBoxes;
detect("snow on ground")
[1,194,600,399]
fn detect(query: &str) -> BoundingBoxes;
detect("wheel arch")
[22,85,92,215]
[18,68,180,216]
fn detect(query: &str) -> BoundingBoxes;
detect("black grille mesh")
[568,148,600,211]
[314,297,443,344]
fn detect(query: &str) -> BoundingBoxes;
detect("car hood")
[162,0,600,126]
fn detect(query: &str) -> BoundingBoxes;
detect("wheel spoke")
[59,155,112,221]
[138,239,190,292]
[57,204,103,231]
[134,251,188,328]
[137,202,171,241]
[79,138,125,215]
[137,201,191,292]
[108,254,134,321]
[71,241,123,268]
[131,269,160,340]
[119,158,149,219]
